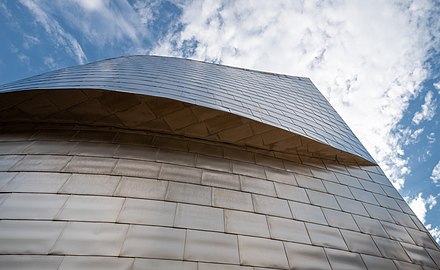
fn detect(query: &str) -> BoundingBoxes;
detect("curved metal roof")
[0,55,375,164]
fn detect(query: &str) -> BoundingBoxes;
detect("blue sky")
[0,0,439,241]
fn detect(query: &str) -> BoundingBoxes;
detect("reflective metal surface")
[0,55,374,163]
[0,128,438,269]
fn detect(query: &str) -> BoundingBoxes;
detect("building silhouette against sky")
[0,55,439,269]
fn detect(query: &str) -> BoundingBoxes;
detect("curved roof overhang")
[0,88,374,165]
[0,55,376,165]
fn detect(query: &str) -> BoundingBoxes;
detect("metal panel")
[0,56,375,163]
[238,235,289,269]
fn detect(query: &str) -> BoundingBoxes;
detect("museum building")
[0,55,439,269]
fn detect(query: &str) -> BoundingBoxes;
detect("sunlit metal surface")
[0,55,374,163]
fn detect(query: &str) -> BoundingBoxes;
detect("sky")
[0,0,439,242]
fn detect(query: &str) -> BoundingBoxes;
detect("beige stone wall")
[0,127,439,270]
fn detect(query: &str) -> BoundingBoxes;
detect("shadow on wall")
[0,89,374,166]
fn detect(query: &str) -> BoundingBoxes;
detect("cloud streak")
[431,161,440,184]
[412,91,437,125]
[427,132,436,144]
[52,0,145,48]
[17,0,174,62]
[19,0,87,64]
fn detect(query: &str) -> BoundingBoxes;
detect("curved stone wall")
[0,126,439,270]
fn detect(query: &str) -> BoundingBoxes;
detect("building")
[0,55,439,269]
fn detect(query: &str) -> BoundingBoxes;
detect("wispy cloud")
[406,192,440,243]
[410,128,424,141]
[407,192,437,223]
[417,149,432,163]
[400,127,424,146]
[426,224,440,244]
[22,34,40,49]
[19,0,87,64]
[412,90,437,125]
[72,0,105,11]
[152,0,439,191]
[18,0,165,60]
[427,132,436,144]
[0,1,12,18]
[43,56,58,69]
[53,0,144,47]
[431,161,440,184]
[17,53,30,65]
[132,0,157,26]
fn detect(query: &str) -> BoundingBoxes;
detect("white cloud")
[400,127,424,146]
[19,0,160,57]
[17,53,30,65]
[431,161,440,184]
[50,0,150,49]
[22,34,40,49]
[43,56,58,69]
[132,0,156,26]
[426,224,440,244]
[152,0,439,191]
[19,0,87,64]
[0,2,12,18]
[412,90,437,125]
[427,132,436,143]
[410,127,424,141]
[407,193,436,223]
[434,81,440,91]
[406,193,440,243]
[418,149,432,163]
[72,0,105,11]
